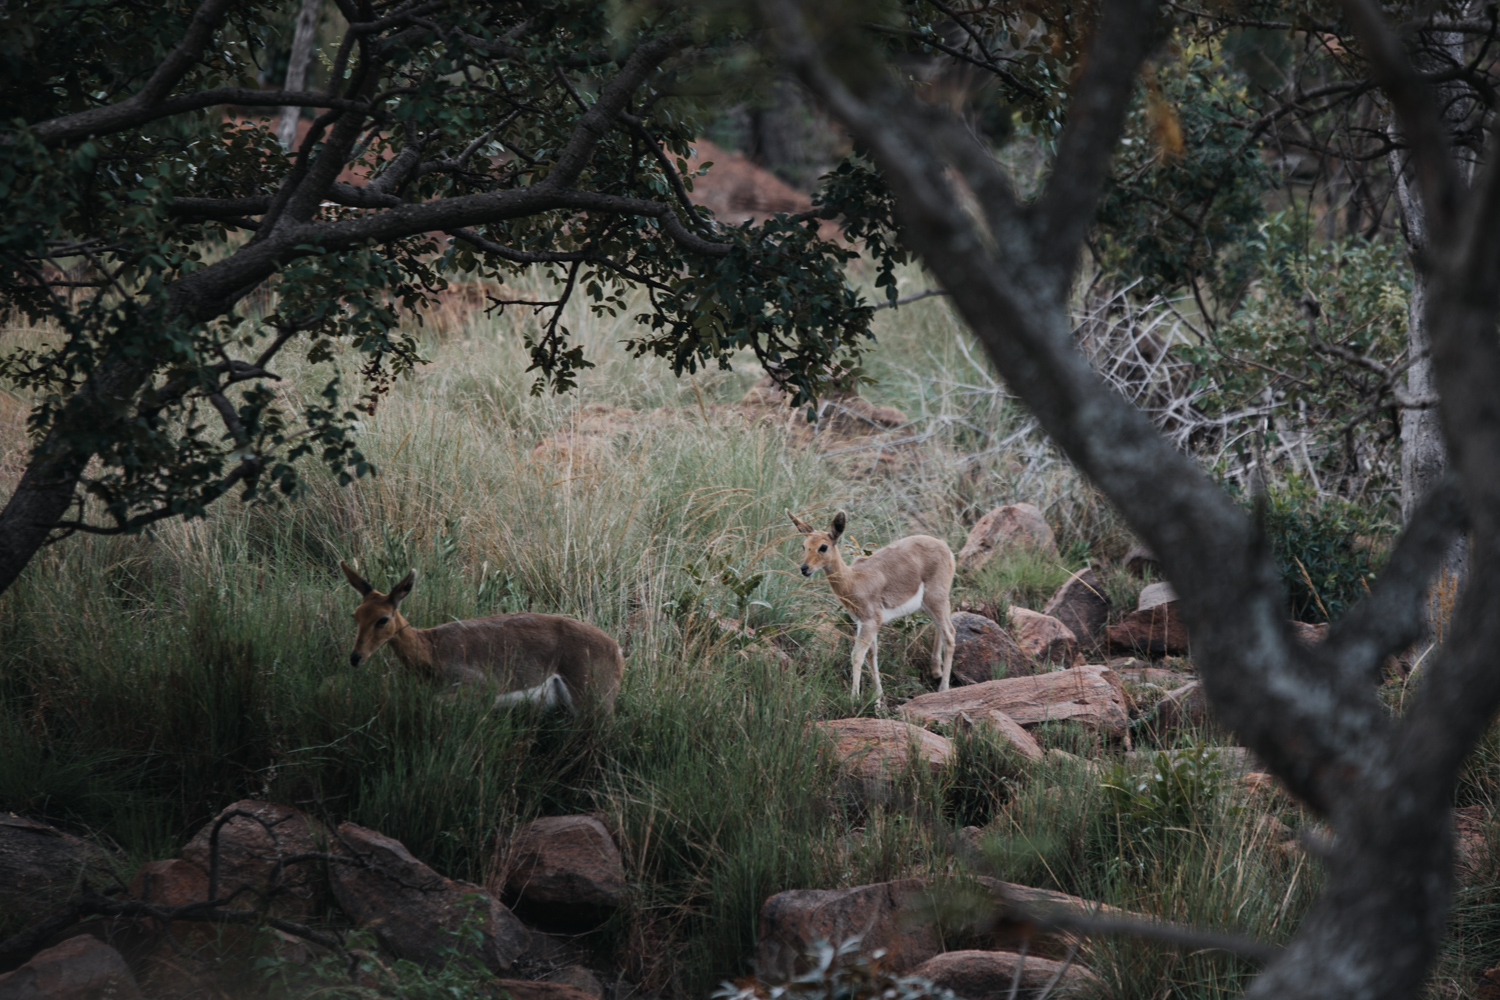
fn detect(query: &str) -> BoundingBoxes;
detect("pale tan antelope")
[340,562,623,713]
[787,510,957,698]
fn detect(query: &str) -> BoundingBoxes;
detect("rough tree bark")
[276,0,322,151]
[765,0,1500,994]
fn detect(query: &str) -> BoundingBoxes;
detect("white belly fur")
[880,583,925,624]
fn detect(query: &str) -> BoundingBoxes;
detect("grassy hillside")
[1,271,1495,997]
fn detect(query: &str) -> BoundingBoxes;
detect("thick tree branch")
[1031,0,1162,287]
[1322,475,1465,682]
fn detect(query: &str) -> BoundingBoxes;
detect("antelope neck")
[386,613,435,672]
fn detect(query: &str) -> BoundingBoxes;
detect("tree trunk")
[276,0,322,151]
[0,356,150,594]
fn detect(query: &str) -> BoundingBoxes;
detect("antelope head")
[787,509,846,577]
[340,561,416,667]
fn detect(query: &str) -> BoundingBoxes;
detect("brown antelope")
[339,562,623,713]
[787,510,957,698]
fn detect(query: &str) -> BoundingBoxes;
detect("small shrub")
[1102,742,1227,835]
[1252,477,1390,623]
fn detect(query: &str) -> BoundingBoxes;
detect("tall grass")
[7,269,1481,996]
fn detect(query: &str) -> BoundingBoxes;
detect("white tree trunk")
[277,0,322,151]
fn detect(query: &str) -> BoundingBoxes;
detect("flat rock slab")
[1137,581,1178,611]
[332,822,528,974]
[755,877,1114,980]
[1042,569,1111,649]
[1008,607,1078,666]
[957,504,1058,571]
[1106,601,1190,658]
[912,949,1098,999]
[900,666,1129,739]
[181,800,328,921]
[0,935,142,1000]
[815,719,955,782]
[494,816,626,930]
[0,815,116,926]
[949,612,1031,684]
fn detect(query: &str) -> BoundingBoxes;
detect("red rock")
[901,666,1130,739]
[181,800,327,920]
[1289,621,1328,645]
[815,719,955,783]
[1106,601,1190,657]
[331,822,528,973]
[1008,607,1079,666]
[1118,666,1194,687]
[494,816,627,929]
[0,815,116,925]
[980,710,1045,762]
[1041,568,1111,649]
[947,612,1032,684]
[0,936,141,1000]
[957,504,1058,571]
[911,949,1099,999]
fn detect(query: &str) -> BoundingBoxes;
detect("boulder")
[1122,545,1160,577]
[123,858,242,956]
[910,949,1098,999]
[181,801,327,920]
[901,666,1130,739]
[1289,621,1328,646]
[1041,569,1111,650]
[957,504,1058,571]
[0,936,141,1000]
[815,719,955,784]
[1007,607,1079,666]
[1106,602,1190,658]
[331,822,528,974]
[947,612,1031,684]
[1152,681,1210,733]
[1137,582,1178,611]
[0,815,116,926]
[493,816,627,929]
[541,966,606,1000]
[977,711,1045,762]
[755,877,1113,979]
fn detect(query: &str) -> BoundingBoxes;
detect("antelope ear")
[388,569,416,606]
[787,509,814,535]
[340,561,373,596]
[829,511,847,541]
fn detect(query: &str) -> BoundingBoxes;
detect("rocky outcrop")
[181,800,328,920]
[815,719,955,784]
[957,504,1058,571]
[493,816,627,929]
[947,612,1031,683]
[1106,601,1190,658]
[1041,569,1111,650]
[979,711,1045,762]
[0,815,116,926]
[1008,607,1079,666]
[901,666,1130,739]
[755,877,1112,980]
[910,949,1098,999]
[332,822,528,974]
[0,936,141,1000]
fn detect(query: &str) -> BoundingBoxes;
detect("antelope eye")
[818,544,828,553]
[376,616,390,627]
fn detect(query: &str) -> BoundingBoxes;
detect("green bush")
[1257,478,1388,622]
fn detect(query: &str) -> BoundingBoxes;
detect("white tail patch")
[881,583,925,623]
[493,673,575,712]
